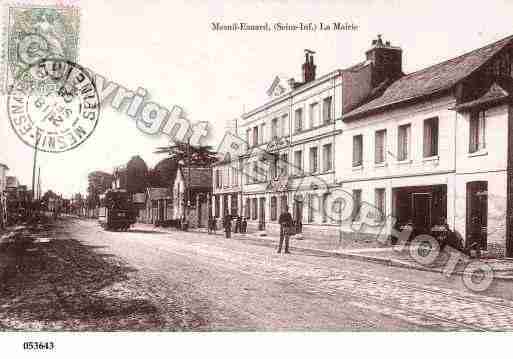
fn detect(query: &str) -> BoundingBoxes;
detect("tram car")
[98,189,136,231]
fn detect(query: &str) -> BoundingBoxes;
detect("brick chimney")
[365,35,402,87]
[302,49,316,83]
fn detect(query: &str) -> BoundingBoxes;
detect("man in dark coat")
[224,213,232,238]
[278,205,293,254]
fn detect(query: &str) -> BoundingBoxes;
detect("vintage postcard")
[1,0,513,358]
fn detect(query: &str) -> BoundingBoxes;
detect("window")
[215,169,221,188]
[352,189,362,221]
[280,153,289,176]
[281,114,288,136]
[270,196,277,221]
[309,147,318,174]
[252,162,259,183]
[353,135,363,167]
[270,156,278,179]
[469,110,486,153]
[323,96,332,124]
[223,195,229,216]
[309,102,319,128]
[295,108,303,132]
[294,150,303,176]
[231,195,238,216]
[252,126,259,146]
[252,198,258,220]
[232,164,238,186]
[375,188,385,221]
[423,117,439,157]
[323,143,333,172]
[259,123,265,144]
[246,129,251,149]
[245,198,250,218]
[214,195,220,218]
[398,124,411,161]
[271,118,279,139]
[375,129,387,164]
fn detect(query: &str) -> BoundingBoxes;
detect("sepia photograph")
[1,0,513,357]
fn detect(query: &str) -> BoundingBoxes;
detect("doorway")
[259,197,266,230]
[412,193,432,234]
[293,196,303,233]
[466,181,488,250]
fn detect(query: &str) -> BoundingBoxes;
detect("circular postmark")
[7,58,100,153]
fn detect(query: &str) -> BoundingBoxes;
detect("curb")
[134,225,513,281]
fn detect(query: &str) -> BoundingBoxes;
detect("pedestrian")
[278,205,293,254]
[212,217,218,234]
[241,216,247,233]
[235,215,241,233]
[207,216,213,234]
[224,213,232,238]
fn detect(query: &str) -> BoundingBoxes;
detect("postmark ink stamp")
[7,58,100,152]
[2,4,80,93]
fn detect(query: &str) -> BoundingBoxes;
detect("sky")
[1,0,513,197]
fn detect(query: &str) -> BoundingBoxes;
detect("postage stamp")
[7,58,100,152]
[1,3,80,93]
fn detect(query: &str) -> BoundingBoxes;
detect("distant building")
[173,167,212,228]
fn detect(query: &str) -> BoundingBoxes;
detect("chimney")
[365,35,402,87]
[302,49,316,83]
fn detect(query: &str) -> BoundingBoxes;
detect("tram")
[98,189,136,231]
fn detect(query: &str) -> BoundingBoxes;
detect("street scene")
[4,216,513,331]
[5,4,513,356]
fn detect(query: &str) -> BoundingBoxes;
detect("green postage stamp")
[2,3,80,93]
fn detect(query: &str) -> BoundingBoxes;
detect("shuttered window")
[375,129,386,164]
[353,135,363,167]
[423,117,439,157]
[398,124,411,161]
[469,111,486,153]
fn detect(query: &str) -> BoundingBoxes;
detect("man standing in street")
[278,204,293,254]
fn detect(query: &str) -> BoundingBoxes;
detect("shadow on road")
[0,220,166,330]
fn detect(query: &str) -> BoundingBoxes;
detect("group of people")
[208,214,248,237]
[206,205,295,255]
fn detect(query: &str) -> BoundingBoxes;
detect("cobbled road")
[8,217,513,331]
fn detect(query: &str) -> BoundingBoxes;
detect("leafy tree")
[154,141,218,168]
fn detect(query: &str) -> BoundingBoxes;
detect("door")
[412,193,431,234]
[259,197,266,230]
[467,181,488,250]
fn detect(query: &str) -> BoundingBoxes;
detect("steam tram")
[99,189,136,231]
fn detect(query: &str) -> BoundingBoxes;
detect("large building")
[339,34,513,258]
[229,34,513,258]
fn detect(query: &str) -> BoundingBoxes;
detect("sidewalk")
[132,222,513,281]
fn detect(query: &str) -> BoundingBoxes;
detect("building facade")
[339,34,513,257]
[230,34,513,257]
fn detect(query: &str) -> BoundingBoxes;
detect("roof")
[6,176,19,188]
[343,35,513,120]
[452,78,513,111]
[147,187,171,201]
[180,167,212,189]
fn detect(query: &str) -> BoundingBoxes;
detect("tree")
[154,141,218,168]
[87,171,113,208]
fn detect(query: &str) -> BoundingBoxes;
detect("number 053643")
[23,342,55,350]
